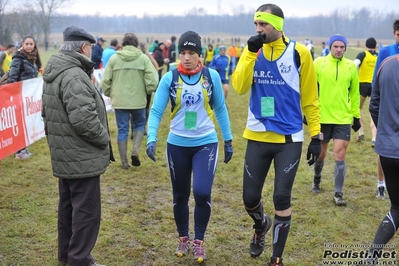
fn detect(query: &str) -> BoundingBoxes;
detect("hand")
[146,142,157,162]
[247,34,266,53]
[307,138,321,166]
[224,140,233,163]
[352,117,361,132]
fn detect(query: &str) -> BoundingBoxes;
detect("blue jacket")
[101,47,116,68]
[372,42,399,81]
[209,54,233,82]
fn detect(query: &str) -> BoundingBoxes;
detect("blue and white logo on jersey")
[183,90,202,106]
[279,62,292,74]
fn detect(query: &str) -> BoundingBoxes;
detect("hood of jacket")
[116,45,143,61]
[43,51,94,83]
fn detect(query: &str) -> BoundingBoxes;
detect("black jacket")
[8,52,38,83]
[91,43,103,69]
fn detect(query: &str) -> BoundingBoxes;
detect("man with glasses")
[42,26,114,266]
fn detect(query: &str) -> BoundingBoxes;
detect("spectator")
[101,38,118,68]
[227,43,238,63]
[163,39,172,71]
[138,42,159,134]
[42,25,114,266]
[101,33,158,169]
[9,35,42,159]
[149,40,158,53]
[168,36,177,64]
[204,44,215,67]
[0,44,15,77]
[152,42,169,81]
[91,37,106,69]
[321,41,329,56]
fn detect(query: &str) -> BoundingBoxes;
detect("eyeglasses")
[86,43,94,49]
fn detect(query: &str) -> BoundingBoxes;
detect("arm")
[349,63,360,118]
[91,46,102,64]
[146,52,159,70]
[372,48,387,82]
[144,57,159,94]
[298,46,320,137]
[8,58,22,83]
[369,75,380,127]
[209,56,216,69]
[209,69,233,141]
[354,51,365,68]
[231,47,257,95]
[153,51,164,67]
[63,78,109,147]
[147,72,172,144]
[229,56,234,75]
[100,58,113,96]
[0,53,5,76]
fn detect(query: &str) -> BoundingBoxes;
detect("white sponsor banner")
[93,69,113,112]
[21,77,46,145]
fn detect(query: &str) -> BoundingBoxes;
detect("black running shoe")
[250,214,272,257]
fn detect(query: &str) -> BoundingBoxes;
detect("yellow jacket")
[232,36,320,143]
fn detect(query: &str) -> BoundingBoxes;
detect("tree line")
[0,0,398,47]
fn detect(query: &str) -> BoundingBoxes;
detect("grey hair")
[59,40,87,52]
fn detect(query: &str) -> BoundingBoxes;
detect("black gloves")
[146,142,157,162]
[352,118,361,132]
[247,34,266,53]
[224,140,233,163]
[307,138,321,166]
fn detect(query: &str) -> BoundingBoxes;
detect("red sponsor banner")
[0,82,27,159]
[0,74,110,160]
[0,78,45,160]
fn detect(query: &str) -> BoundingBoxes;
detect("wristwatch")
[312,132,324,140]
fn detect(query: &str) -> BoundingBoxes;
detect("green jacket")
[314,54,360,124]
[42,51,112,179]
[101,45,158,109]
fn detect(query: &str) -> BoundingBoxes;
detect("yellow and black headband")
[254,12,284,31]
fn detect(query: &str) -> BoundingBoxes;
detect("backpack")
[0,71,10,84]
[169,67,214,112]
[0,60,23,85]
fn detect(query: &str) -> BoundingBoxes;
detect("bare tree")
[13,11,42,42]
[24,0,71,49]
[0,0,10,44]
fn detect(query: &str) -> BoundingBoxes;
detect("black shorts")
[321,124,351,143]
[359,82,372,98]
[221,80,229,85]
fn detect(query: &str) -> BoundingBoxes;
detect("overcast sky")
[64,0,395,17]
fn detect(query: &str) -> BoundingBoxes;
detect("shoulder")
[313,56,327,67]
[357,51,366,56]
[294,41,310,56]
